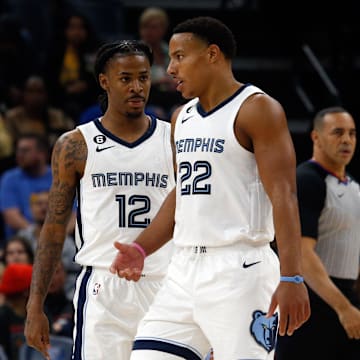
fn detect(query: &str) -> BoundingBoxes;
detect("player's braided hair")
[94,40,153,112]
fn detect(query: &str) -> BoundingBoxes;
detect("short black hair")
[313,106,348,130]
[94,40,153,112]
[173,16,236,59]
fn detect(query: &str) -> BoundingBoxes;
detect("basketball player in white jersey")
[110,17,311,359]
[24,40,175,359]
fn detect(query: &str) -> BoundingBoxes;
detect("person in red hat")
[0,263,32,360]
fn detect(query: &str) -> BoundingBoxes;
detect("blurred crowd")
[0,3,184,359]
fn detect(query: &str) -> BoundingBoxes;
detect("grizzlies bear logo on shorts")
[250,310,278,352]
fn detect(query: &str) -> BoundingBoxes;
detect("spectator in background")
[4,74,75,153]
[0,113,14,175]
[0,235,33,307]
[44,12,101,120]
[138,7,183,119]
[0,133,52,240]
[0,263,32,360]
[44,261,74,338]
[18,190,80,300]
[3,235,34,265]
[275,107,360,359]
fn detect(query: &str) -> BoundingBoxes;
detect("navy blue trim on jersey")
[133,339,202,360]
[93,115,157,148]
[76,183,83,251]
[196,83,252,117]
[73,266,92,359]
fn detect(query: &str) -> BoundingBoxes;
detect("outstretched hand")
[110,242,145,281]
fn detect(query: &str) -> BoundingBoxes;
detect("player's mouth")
[176,80,184,92]
[127,96,145,106]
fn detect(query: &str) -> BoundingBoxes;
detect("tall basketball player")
[24,40,175,359]
[110,17,311,360]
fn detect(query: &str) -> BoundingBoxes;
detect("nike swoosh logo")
[337,193,344,198]
[96,145,115,152]
[181,116,193,124]
[242,260,261,268]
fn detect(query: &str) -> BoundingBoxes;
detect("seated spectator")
[18,190,79,300]
[3,235,34,265]
[0,113,14,175]
[0,263,32,360]
[4,74,75,152]
[0,133,52,240]
[44,12,100,120]
[0,236,33,306]
[138,7,183,118]
[45,261,74,338]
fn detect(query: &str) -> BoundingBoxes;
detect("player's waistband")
[176,241,270,255]
[81,265,165,280]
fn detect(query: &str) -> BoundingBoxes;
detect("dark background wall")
[2,0,359,179]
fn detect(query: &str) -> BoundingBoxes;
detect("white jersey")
[173,84,274,247]
[75,116,175,276]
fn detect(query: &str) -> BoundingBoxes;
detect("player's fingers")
[118,268,141,281]
[113,241,126,251]
[266,298,277,318]
[278,312,288,336]
[109,263,116,274]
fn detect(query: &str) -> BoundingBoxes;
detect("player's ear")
[98,73,109,91]
[207,44,220,63]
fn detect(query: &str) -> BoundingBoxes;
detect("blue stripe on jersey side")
[76,182,83,251]
[73,266,92,360]
[133,339,202,360]
[93,115,157,148]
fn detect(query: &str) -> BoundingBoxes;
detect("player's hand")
[110,242,145,281]
[337,304,360,339]
[267,282,310,336]
[24,308,51,360]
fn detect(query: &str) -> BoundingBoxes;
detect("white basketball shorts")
[72,266,164,359]
[130,243,280,360]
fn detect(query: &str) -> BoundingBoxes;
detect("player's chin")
[126,109,143,118]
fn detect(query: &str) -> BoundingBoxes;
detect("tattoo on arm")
[30,131,86,299]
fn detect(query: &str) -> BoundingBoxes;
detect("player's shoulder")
[52,128,86,159]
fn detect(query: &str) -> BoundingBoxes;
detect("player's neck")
[199,79,242,113]
[101,113,151,142]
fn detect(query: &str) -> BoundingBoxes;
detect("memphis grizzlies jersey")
[75,116,175,276]
[173,83,274,247]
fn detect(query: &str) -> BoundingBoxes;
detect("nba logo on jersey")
[250,310,278,352]
[92,282,101,295]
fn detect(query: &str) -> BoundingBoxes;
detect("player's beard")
[126,109,143,118]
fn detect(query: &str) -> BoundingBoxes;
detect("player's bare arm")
[25,129,86,356]
[235,93,311,335]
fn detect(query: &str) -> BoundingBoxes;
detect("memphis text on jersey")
[91,171,169,188]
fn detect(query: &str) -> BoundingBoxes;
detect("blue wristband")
[280,275,304,284]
